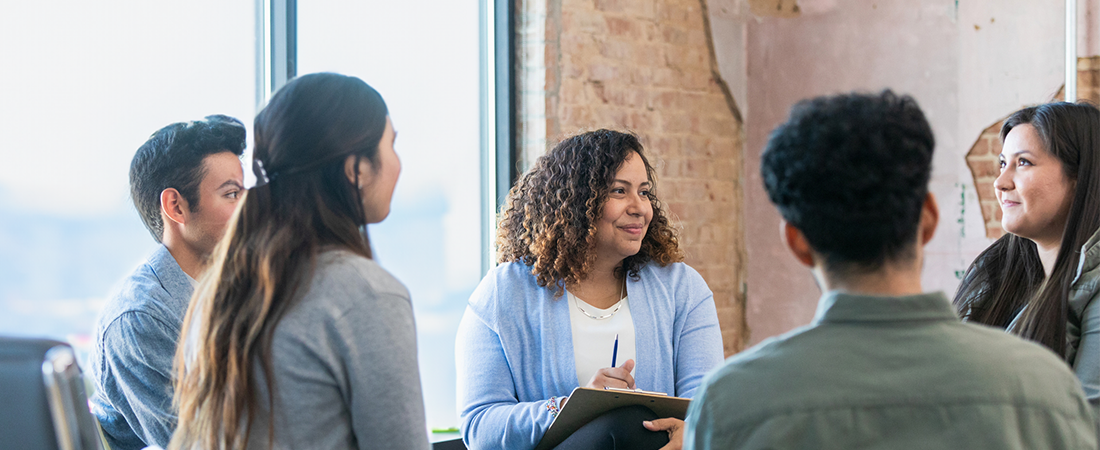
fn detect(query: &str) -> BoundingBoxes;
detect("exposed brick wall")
[965,121,1006,240]
[966,56,1100,239]
[518,0,748,355]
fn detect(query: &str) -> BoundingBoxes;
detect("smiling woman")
[955,101,1100,423]
[455,129,724,450]
[592,153,656,272]
[995,123,1076,257]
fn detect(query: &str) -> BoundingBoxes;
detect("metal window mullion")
[480,0,497,274]
[261,0,297,101]
[1067,0,1077,101]
[495,0,516,208]
[481,0,516,274]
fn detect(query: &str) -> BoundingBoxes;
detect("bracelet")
[546,396,562,418]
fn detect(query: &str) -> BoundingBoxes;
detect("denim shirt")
[89,245,194,450]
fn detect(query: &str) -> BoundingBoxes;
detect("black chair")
[432,438,467,450]
[0,336,105,450]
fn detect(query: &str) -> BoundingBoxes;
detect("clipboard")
[533,387,691,450]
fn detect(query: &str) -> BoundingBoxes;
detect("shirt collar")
[811,290,959,325]
[149,245,197,298]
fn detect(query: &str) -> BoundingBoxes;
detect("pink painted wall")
[708,0,1088,345]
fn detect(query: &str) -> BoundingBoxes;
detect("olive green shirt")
[684,291,1098,450]
[1058,229,1099,417]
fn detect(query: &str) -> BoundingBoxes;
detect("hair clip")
[247,157,272,189]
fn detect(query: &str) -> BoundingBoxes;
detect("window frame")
[260,0,515,273]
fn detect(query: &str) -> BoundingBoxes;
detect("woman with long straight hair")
[954,101,1100,417]
[169,73,428,450]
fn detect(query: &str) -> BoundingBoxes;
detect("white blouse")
[566,290,637,387]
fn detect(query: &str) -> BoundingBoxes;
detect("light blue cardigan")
[456,261,725,450]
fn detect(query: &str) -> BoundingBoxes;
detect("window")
[297,1,486,431]
[0,1,257,351]
[0,0,501,435]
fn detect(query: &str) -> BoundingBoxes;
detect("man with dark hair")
[682,91,1097,449]
[89,115,246,450]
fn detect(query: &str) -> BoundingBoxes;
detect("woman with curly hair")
[456,129,724,450]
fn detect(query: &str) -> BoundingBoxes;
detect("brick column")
[517,0,748,355]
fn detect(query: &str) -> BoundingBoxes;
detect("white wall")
[707,0,1086,344]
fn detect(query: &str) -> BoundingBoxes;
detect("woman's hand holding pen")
[561,359,635,409]
[585,359,636,390]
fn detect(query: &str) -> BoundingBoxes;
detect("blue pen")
[611,333,619,367]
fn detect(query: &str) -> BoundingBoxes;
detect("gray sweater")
[245,250,429,450]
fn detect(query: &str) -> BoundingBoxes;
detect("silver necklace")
[574,281,625,320]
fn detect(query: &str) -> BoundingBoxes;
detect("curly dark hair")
[497,129,683,295]
[761,90,934,273]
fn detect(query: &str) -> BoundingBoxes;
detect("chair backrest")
[0,336,104,450]
[432,438,467,450]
